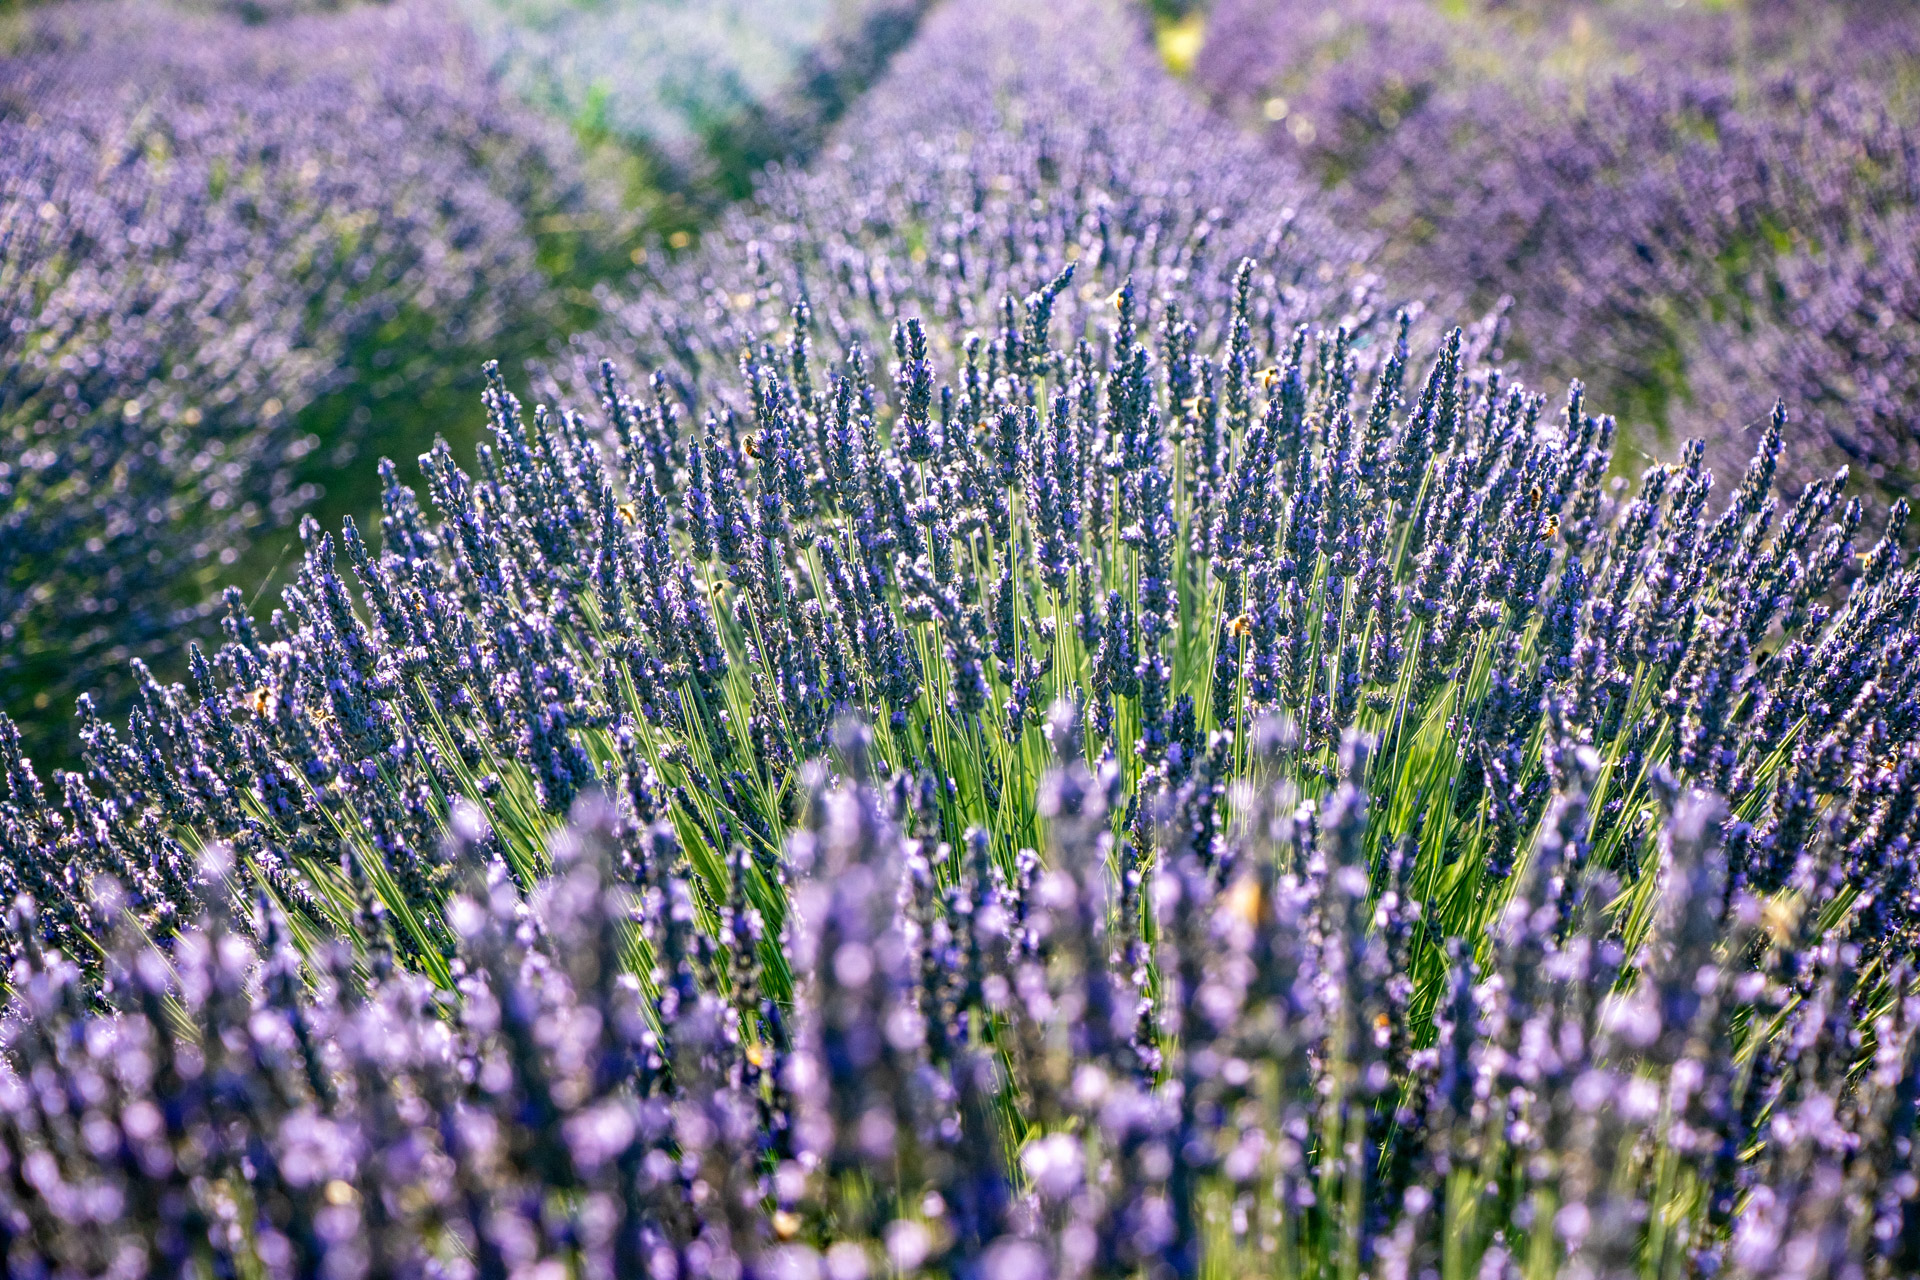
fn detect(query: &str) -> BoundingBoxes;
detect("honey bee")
[1228,612,1254,638]
[245,687,274,717]
[1526,484,1543,512]
[743,435,762,460]
[1104,286,1127,309]
[1543,513,1560,541]
[616,502,638,524]
[1257,366,1283,390]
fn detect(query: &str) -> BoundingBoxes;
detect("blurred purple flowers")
[1194,0,1920,499]
[1,0,602,746]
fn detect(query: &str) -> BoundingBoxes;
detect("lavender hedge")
[0,0,611,755]
[561,0,1398,407]
[0,0,1915,1275]
[1191,0,1920,500]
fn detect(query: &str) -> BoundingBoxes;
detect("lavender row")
[1190,0,1920,500]
[1,253,1916,1262]
[0,0,607,752]
[557,0,1396,415]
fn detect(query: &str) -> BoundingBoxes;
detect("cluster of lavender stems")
[0,0,1918,1275]
[1191,0,1920,504]
[7,715,1918,1280]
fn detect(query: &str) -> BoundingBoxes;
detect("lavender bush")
[1191,0,1920,499]
[0,0,1916,1274]
[0,0,611,755]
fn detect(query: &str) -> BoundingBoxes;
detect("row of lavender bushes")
[549,0,1395,435]
[0,0,1916,1275]
[0,0,624,762]
[0,0,931,767]
[1190,0,1920,505]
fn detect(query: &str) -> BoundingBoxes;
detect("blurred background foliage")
[1173,0,1920,495]
[0,0,929,764]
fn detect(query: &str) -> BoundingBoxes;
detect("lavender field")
[1,0,1919,1276]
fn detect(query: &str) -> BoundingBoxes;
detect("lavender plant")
[0,0,609,754]
[1191,0,1920,499]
